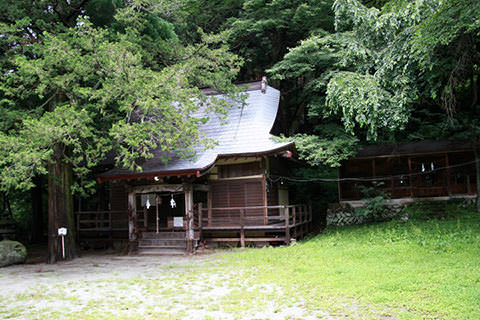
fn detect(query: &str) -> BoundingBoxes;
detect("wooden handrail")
[199,205,286,211]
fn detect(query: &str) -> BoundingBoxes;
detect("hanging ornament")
[146,199,151,209]
[170,194,176,208]
[421,163,426,172]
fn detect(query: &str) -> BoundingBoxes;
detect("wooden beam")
[193,184,210,192]
[132,184,183,194]
[207,237,286,242]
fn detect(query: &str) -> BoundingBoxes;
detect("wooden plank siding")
[340,150,478,201]
[209,177,265,226]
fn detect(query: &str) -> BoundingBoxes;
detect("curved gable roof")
[100,82,293,180]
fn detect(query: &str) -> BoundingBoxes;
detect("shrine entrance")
[136,193,186,233]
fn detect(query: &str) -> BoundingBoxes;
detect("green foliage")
[279,132,357,167]
[227,0,334,76]
[326,72,409,140]
[0,8,242,194]
[85,0,124,26]
[354,182,390,219]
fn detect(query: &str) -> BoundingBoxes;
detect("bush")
[354,182,391,221]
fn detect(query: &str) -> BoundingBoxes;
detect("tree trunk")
[31,176,44,243]
[47,144,77,264]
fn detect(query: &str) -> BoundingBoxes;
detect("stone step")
[139,239,187,248]
[141,232,185,240]
[138,247,186,255]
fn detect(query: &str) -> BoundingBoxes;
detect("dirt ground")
[0,246,326,320]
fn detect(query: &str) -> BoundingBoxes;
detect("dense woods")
[0,0,479,261]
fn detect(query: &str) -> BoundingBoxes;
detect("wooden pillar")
[127,190,137,255]
[207,191,212,227]
[284,206,290,245]
[198,203,203,241]
[408,157,414,197]
[155,195,160,233]
[292,206,297,239]
[262,175,268,225]
[143,206,147,230]
[240,209,245,248]
[184,184,194,254]
[108,211,113,248]
[445,153,451,196]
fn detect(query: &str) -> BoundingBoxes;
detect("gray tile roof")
[100,82,293,179]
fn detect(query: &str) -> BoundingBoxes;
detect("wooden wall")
[210,177,265,220]
[339,151,477,201]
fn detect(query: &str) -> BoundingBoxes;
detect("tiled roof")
[100,81,293,179]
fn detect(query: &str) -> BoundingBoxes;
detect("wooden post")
[108,211,112,247]
[198,203,203,241]
[155,195,160,233]
[143,205,147,230]
[127,191,137,255]
[284,206,290,245]
[184,184,194,254]
[207,191,212,227]
[240,209,245,248]
[262,175,268,225]
[292,206,297,239]
[408,157,414,197]
[445,153,451,196]
[302,205,306,237]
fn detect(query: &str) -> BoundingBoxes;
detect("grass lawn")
[0,204,479,319]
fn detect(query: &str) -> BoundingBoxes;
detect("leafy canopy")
[0,6,242,194]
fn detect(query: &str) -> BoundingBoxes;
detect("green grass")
[218,205,480,319]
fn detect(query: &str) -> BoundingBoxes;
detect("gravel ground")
[0,250,329,320]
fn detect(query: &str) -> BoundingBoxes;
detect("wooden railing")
[197,204,312,246]
[76,204,312,247]
[75,211,128,245]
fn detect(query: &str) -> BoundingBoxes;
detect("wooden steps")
[138,232,186,255]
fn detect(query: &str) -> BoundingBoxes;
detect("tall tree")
[0,3,241,263]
